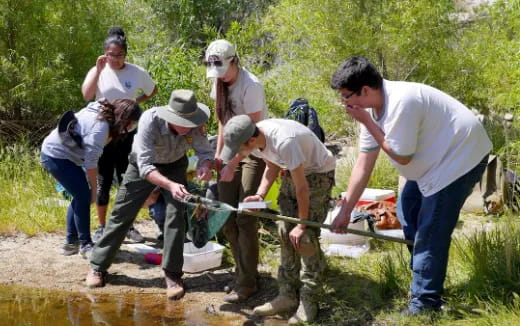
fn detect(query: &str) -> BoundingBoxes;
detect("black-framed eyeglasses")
[202,60,224,67]
[340,91,356,101]
[106,52,126,58]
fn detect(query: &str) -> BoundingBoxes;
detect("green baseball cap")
[221,115,256,162]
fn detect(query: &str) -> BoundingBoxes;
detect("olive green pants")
[218,155,265,292]
[90,157,188,276]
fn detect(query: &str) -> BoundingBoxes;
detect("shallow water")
[0,285,241,326]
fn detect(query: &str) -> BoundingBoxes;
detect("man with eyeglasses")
[330,56,491,316]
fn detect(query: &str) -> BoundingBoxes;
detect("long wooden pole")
[240,209,413,246]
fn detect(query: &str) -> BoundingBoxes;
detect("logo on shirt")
[124,81,132,89]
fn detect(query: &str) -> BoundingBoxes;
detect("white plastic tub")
[321,206,368,246]
[183,242,225,273]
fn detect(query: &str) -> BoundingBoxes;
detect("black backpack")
[285,98,325,142]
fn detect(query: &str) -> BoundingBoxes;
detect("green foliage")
[454,219,520,303]
[0,0,131,120]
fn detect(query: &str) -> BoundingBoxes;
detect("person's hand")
[219,164,234,182]
[96,55,108,72]
[168,182,190,201]
[196,165,212,181]
[331,210,351,233]
[214,158,223,173]
[243,194,263,203]
[289,225,306,249]
[345,104,372,125]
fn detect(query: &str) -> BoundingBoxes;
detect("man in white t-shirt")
[330,56,492,315]
[221,115,335,325]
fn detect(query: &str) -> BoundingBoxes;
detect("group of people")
[41,26,492,324]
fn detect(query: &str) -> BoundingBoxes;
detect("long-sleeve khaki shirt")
[131,107,214,179]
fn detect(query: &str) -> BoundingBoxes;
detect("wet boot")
[287,298,318,325]
[252,295,298,316]
[164,270,185,300]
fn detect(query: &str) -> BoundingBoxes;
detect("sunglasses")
[201,55,234,67]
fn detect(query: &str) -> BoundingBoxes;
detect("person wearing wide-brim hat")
[85,89,215,300]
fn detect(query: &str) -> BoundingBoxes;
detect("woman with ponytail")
[81,27,158,243]
[41,99,142,259]
[203,39,268,303]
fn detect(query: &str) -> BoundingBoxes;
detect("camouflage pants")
[277,170,335,302]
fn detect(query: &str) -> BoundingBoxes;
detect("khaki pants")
[218,155,265,291]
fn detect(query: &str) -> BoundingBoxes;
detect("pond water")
[0,285,241,326]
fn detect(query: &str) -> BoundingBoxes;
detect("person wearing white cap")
[85,89,215,300]
[203,39,268,303]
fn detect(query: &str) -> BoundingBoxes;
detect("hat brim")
[206,62,231,78]
[156,103,210,128]
[220,143,239,163]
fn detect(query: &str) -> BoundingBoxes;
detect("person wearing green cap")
[85,89,214,300]
[203,39,268,303]
[221,115,336,324]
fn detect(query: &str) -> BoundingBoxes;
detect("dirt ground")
[0,219,287,325]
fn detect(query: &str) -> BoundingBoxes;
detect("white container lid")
[342,188,395,201]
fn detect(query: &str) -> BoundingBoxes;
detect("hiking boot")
[86,269,106,288]
[223,287,257,303]
[252,295,298,316]
[79,242,94,260]
[288,299,318,325]
[62,242,79,256]
[126,226,145,243]
[92,225,105,243]
[164,270,185,300]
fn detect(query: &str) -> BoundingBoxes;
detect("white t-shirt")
[89,62,156,102]
[252,119,336,175]
[211,67,267,120]
[359,79,492,196]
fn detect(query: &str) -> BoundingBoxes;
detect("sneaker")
[86,269,106,288]
[92,225,105,243]
[62,242,79,256]
[79,242,94,259]
[126,226,145,243]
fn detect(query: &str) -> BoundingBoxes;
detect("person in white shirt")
[81,27,158,243]
[330,56,491,315]
[221,115,335,324]
[203,39,268,303]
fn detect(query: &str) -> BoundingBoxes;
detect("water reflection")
[0,285,240,325]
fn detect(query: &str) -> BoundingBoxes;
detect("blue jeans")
[397,155,488,312]
[41,153,92,245]
[149,194,166,232]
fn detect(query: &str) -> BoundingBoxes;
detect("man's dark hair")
[330,56,383,92]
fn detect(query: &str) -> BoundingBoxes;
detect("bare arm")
[245,159,280,202]
[145,170,190,201]
[332,149,379,232]
[363,118,412,165]
[81,56,107,101]
[86,167,98,204]
[136,85,158,104]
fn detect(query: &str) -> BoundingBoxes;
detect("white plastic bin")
[183,242,225,273]
[321,206,368,246]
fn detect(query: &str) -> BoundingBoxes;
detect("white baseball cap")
[205,39,237,78]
